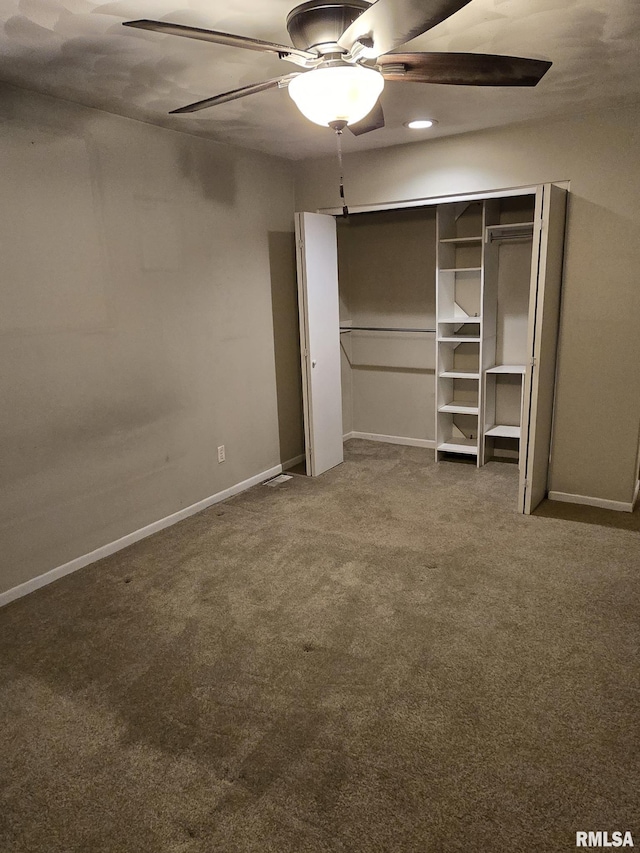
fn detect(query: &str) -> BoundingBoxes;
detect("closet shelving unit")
[435,201,493,461]
[435,199,539,465]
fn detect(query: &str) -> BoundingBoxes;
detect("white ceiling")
[1,0,639,160]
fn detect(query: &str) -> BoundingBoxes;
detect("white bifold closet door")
[294,212,344,476]
[519,183,567,513]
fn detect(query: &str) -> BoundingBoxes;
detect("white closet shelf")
[438,317,481,323]
[439,236,482,244]
[439,267,482,273]
[486,364,526,374]
[437,440,478,455]
[438,401,479,415]
[439,336,481,343]
[440,370,480,379]
[485,425,521,439]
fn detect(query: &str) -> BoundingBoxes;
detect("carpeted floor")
[1,439,638,853]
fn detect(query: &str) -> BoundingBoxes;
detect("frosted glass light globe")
[288,65,384,127]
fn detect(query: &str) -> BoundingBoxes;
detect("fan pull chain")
[335,127,349,218]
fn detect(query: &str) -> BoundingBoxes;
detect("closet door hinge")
[530,357,537,367]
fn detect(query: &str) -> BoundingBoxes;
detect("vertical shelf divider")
[435,201,485,462]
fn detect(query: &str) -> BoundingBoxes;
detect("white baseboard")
[0,463,283,609]
[346,431,435,449]
[548,490,634,513]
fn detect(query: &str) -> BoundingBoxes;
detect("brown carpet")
[1,439,638,853]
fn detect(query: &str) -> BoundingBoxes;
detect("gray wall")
[295,104,640,506]
[0,83,300,595]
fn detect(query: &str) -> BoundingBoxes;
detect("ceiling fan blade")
[169,75,298,114]
[123,20,315,61]
[348,101,385,136]
[338,0,472,57]
[378,52,552,86]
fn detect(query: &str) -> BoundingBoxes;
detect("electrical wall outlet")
[217,445,225,463]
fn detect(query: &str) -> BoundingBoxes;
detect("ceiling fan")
[123,0,551,135]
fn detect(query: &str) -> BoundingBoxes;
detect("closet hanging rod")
[340,326,436,333]
[488,231,533,243]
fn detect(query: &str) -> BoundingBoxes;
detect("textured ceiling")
[1,0,639,159]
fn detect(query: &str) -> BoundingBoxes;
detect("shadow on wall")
[176,140,237,205]
[0,80,99,138]
[268,232,304,467]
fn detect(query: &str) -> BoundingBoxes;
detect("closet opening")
[337,206,437,453]
[295,183,567,513]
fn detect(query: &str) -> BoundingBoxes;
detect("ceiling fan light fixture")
[288,64,384,127]
[404,119,437,129]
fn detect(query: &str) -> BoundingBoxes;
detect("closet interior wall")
[336,208,436,444]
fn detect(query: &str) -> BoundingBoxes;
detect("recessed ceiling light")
[404,119,437,129]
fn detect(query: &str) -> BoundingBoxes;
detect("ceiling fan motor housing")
[286,0,371,54]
